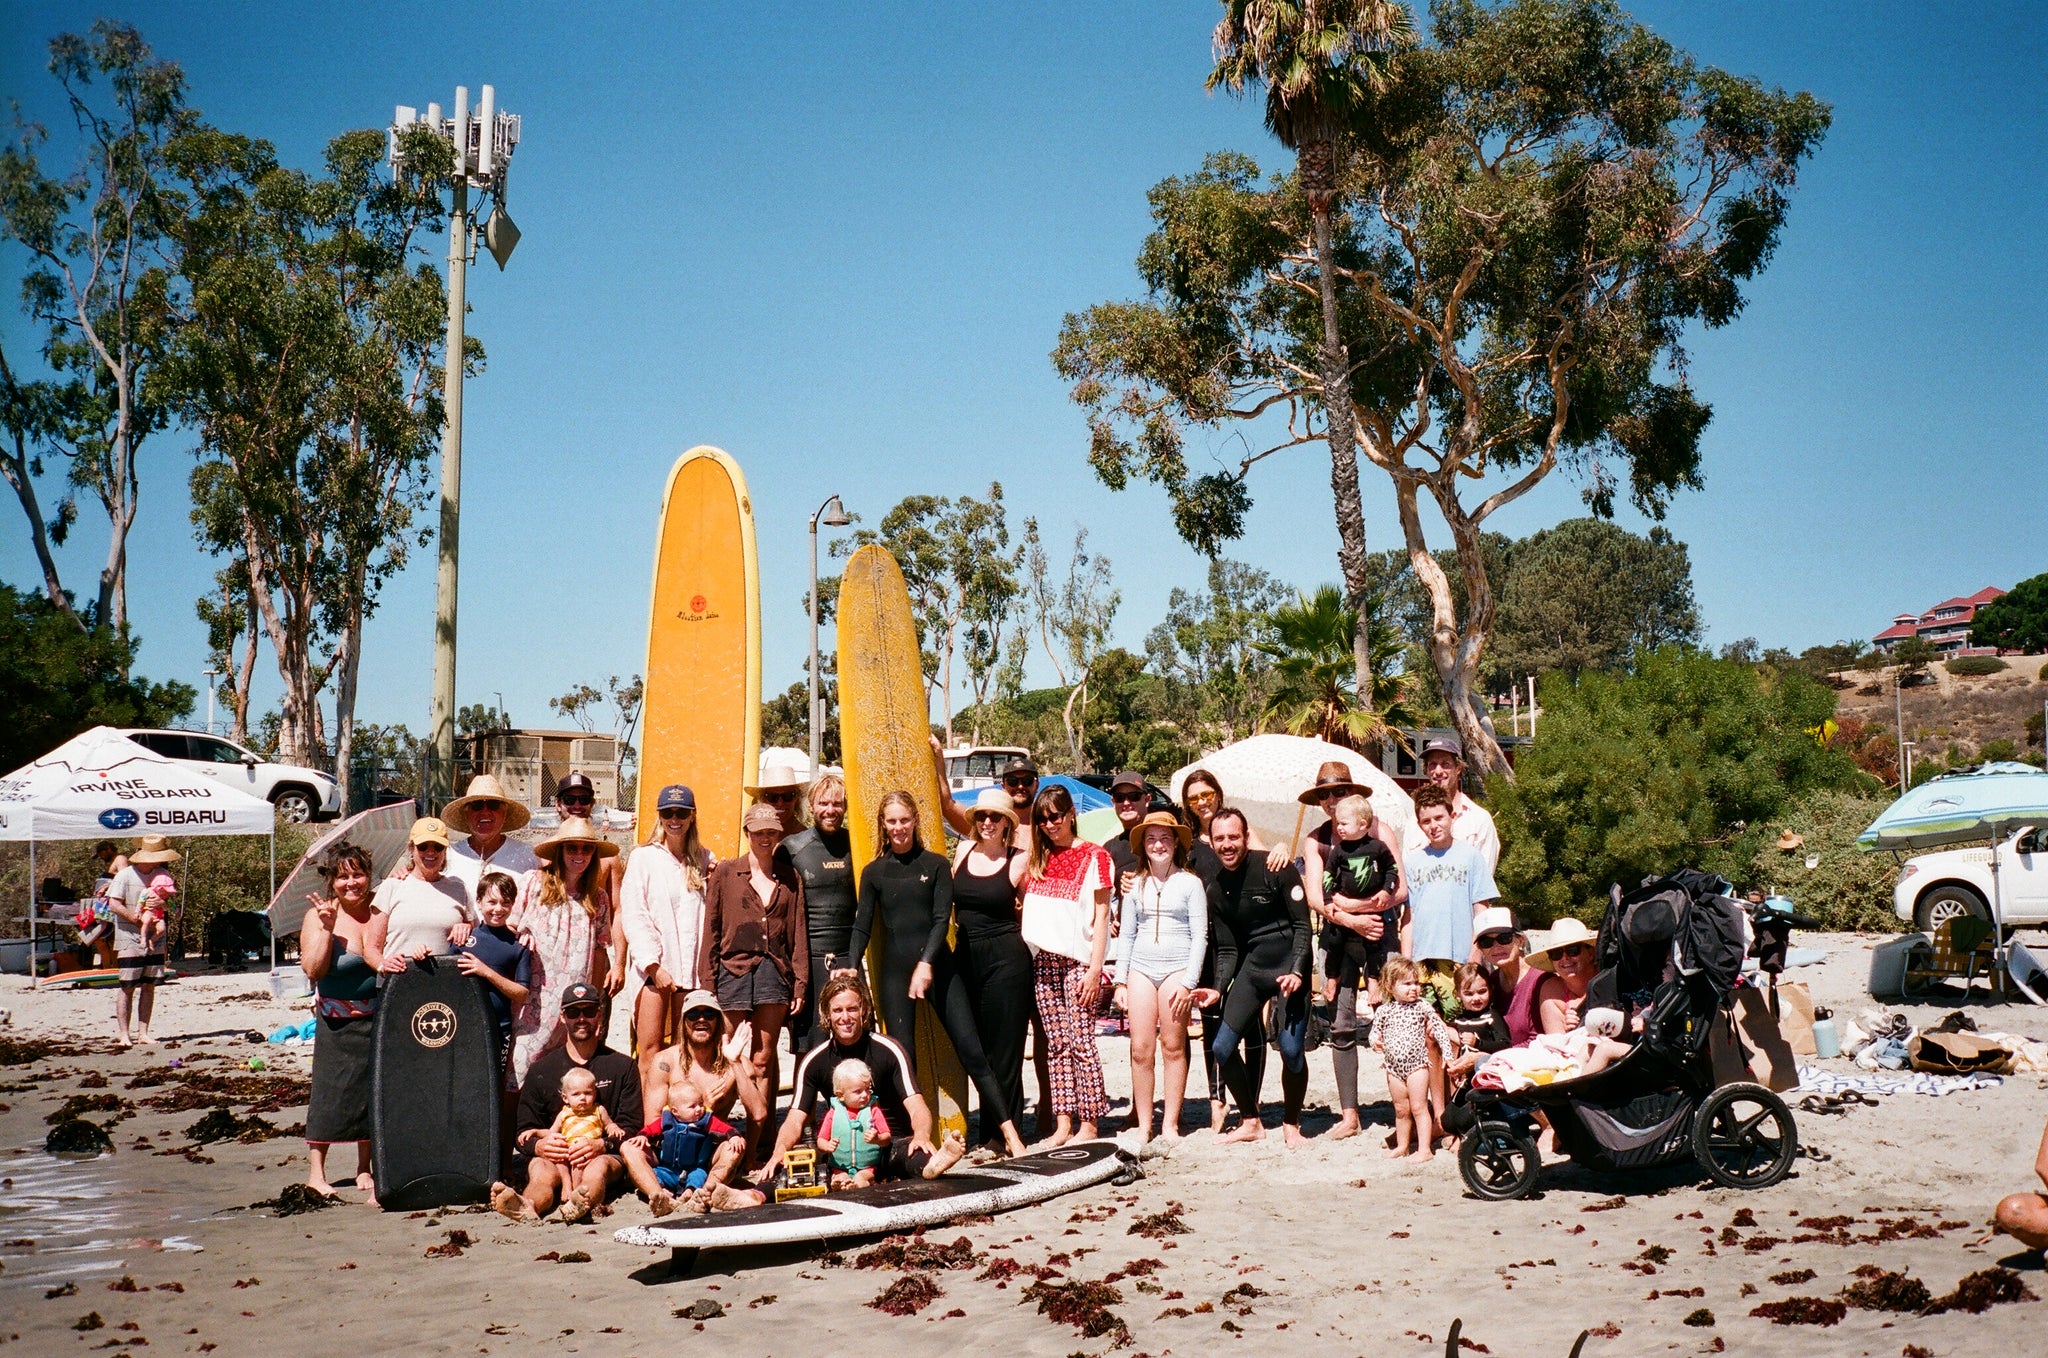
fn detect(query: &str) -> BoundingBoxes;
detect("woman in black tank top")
[950,791,1035,1153]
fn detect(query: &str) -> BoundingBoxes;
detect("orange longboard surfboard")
[637,447,761,862]
[836,545,972,1141]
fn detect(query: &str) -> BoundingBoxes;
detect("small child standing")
[1318,795,1400,1009]
[640,1078,751,1215]
[548,1067,624,1222]
[1371,955,1459,1162]
[139,868,175,956]
[456,871,533,1071]
[814,1059,892,1189]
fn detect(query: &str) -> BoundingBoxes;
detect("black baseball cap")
[560,982,602,1010]
[1108,770,1145,792]
[557,772,594,797]
[1423,737,1464,760]
[999,757,1039,779]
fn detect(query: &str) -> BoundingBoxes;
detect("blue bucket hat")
[656,784,695,812]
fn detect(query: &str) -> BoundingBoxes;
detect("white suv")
[120,728,342,824]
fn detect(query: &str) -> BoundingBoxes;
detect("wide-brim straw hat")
[1775,829,1805,852]
[128,834,180,866]
[532,816,619,864]
[1527,916,1599,971]
[745,763,810,797]
[1297,759,1368,805]
[969,788,1019,826]
[442,774,532,832]
[1127,809,1193,853]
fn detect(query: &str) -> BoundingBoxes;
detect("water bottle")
[1811,1006,1840,1060]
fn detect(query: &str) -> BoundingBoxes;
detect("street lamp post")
[202,668,218,736]
[390,86,522,802]
[808,494,852,772]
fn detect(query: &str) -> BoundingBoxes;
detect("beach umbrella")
[1169,733,1414,858]
[1857,762,2048,995]
[265,799,419,945]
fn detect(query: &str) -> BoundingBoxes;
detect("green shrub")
[1981,738,2020,763]
[1737,789,1904,932]
[1944,655,2007,677]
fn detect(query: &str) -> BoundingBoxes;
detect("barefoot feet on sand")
[559,1189,592,1224]
[1282,1123,1308,1148]
[705,1182,764,1210]
[1220,1118,1266,1143]
[1327,1115,1360,1141]
[491,1184,530,1222]
[922,1130,968,1179]
[648,1189,676,1218]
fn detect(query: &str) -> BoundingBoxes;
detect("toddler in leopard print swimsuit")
[1372,954,1459,1161]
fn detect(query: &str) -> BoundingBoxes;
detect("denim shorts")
[715,961,791,1011]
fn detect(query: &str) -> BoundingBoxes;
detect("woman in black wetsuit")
[948,788,1035,1152]
[1204,806,1313,1147]
[852,791,1028,1156]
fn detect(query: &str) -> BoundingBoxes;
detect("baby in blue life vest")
[641,1078,744,1211]
[815,1058,891,1189]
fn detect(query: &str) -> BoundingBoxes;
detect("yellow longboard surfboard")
[637,447,761,862]
[836,545,971,1141]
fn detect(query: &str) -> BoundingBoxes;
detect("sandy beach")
[4,933,2044,1357]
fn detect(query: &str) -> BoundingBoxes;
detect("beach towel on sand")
[1795,1065,2002,1097]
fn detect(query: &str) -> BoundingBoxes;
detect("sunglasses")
[1002,777,1036,789]
[1111,790,1147,804]
[659,807,694,820]
[684,1010,720,1023]
[762,791,799,805]
[414,842,447,854]
[470,800,505,813]
[1552,943,1592,960]
[563,1005,602,1019]
[1185,789,1219,805]
[972,811,1008,823]
[1476,931,1516,948]
[559,796,593,808]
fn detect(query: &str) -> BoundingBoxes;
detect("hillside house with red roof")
[1872,586,2006,655]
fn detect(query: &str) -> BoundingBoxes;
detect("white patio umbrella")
[1170,733,1414,858]
[0,726,277,975]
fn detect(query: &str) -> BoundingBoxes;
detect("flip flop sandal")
[1798,1144,1833,1162]
[1838,1090,1881,1107]
[1798,1096,1848,1116]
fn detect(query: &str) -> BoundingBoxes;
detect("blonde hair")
[808,773,847,819]
[560,1066,598,1093]
[1330,794,1373,828]
[645,812,708,892]
[832,1059,874,1096]
[537,848,605,915]
[667,1077,705,1111]
[874,790,920,855]
[1380,954,1422,989]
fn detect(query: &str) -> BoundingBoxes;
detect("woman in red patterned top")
[1019,783,1112,1145]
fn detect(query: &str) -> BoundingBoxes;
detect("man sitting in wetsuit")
[781,773,858,1055]
[1203,808,1313,1148]
[753,974,968,1185]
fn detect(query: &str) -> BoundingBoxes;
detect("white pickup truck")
[1892,826,2048,930]
[120,728,342,824]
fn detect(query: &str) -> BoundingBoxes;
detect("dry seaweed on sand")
[673,1299,724,1320]
[45,1092,128,1124]
[251,1183,337,1217]
[424,1230,472,1258]
[1838,1269,1932,1312]
[869,1274,944,1316]
[1126,1202,1189,1239]
[45,1117,114,1156]
[854,1233,981,1271]
[1750,1297,1847,1326]
[186,1106,292,1145]
[1769,1268,1816,1286]
[1925,1267,2035,1315]
[0,1035,87,1065]
[1682,1308,1715,1326]
[1023,1278,1130,1347]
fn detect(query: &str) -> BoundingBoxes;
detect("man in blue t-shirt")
[1401,783,1498,1011]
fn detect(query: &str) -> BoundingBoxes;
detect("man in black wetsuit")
[1204,809,1313,1147]
[781,773,857,1054]
[755,975,966,1183]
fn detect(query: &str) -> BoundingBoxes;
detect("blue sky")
[4,2,2043,743]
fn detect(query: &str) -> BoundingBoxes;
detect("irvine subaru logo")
[99,807,140,830]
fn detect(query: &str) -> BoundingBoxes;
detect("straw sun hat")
[1126,810,1194,852]
[745,763,810,797]
[127,834,180,866]
[441,774,532,832]
[1526,916,1599,971]
[532,816,619,864]
[968,788,1019,826]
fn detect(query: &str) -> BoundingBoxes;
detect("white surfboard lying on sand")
[614,1140,1129,1255]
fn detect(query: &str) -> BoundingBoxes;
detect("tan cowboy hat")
[533,816,619,864]
[745,762,810,797]
[128,834,180,866]
[1127,809,1193,853]
[1526,916,1599,971]
[1775,829,1805,852]
[968,788,1019,826]
[1297,759,1367,805]
[441,774,532,832]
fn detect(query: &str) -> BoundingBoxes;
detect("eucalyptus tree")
[1058,0,1829,775]
[1208,0,1414,696]
[0,21,194,634]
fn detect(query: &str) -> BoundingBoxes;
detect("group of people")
[113,733,1643,1220]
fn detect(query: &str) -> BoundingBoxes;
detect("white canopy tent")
[1,726,277,974]
[1170,733,1416,858]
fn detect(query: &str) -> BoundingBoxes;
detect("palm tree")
[1208,1,1412,698]
[1257,585,1414,751]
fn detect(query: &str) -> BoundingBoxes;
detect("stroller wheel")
[1693,1082,1797,1190]
[1459,1120,1540,1200]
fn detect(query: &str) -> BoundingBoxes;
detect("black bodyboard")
[371,957,499,1210]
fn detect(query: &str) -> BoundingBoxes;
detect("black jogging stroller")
[1457,869,1799,1200]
